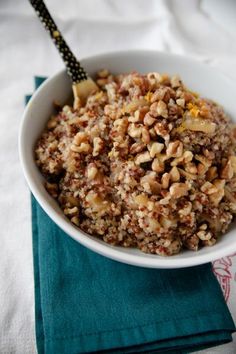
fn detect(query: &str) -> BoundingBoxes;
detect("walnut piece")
[93,137,104,156]
[166,141,183,158]
[148,142,164,158]
[135,151,152,165]
[169,183,189,198]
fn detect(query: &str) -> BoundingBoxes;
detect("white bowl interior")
[19,50,236,268]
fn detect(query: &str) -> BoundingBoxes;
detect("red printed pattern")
[213,253,236,302]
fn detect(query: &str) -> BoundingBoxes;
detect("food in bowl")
[35,70,236,256]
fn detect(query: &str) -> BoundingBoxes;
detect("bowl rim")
[19,49,236,268]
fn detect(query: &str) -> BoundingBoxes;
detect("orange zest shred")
[144,91,153,102]
[187,102,200,118]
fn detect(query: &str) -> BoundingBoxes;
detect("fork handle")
[29,0,88,83]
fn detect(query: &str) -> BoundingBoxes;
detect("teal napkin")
[28,77,235,354]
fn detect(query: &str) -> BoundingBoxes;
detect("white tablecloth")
[1,0,236,352]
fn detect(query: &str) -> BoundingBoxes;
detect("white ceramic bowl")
[19,50,236,268]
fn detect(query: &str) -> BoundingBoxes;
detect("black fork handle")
[29,0,88,83]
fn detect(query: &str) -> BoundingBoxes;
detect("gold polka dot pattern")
[29,0,88,83]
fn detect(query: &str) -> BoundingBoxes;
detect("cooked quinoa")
[35,70,236,256]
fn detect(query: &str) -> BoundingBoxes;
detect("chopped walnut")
[113,117,129,134]
[64,206,79,217]
[202,238,216,247]
[140,173,161,194]
[209,179,225,206]
[141,127,150,144]
[166,140,183,158]
[171,151,193,166]
[185,162,198,175]
[86,191,110,214]
[143,113,156,126]
[176,98,185,108]
[178,168,197,180]
[147,72,162,87]
[128,123,143,138]
[93,137,104,156]
[184,234,199,251]
[148,142,164,158]
[73,132,88,145]
[154,122,169,139]
[197,163,208,176]
[71,142,92,153]
[45,182,58,198]
[135,151,152,165]
[221,159,234,180]
[148,128,155,139]
[87,163,98,180]
[150,100,168,118]
[130,142,146,154]
[71,216,80,226]
[161,173,170,189]
[152,158,164,173]
[123,99,147,114]
[201,181,218,195]
[171,75,181,88]
[169,183,189,198]
[128,108,146,123]
[197,230,212,241]
[195,154,211,167]
[169,166,180,182]
[47,116,57,129]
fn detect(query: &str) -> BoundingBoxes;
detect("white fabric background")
[0,0,236,352]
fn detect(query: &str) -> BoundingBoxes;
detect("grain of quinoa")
[35,70,236,256]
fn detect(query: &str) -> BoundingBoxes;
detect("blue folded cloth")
[28,77,235,354]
